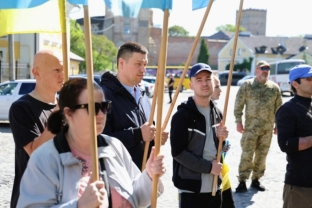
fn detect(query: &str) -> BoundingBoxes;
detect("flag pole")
[211,0,245,196]
[161,0,214,130]
[83,5,99,184]
[142,65,160,171]
[151,9,169,208]
[141,32,166,171]
[59,0,69,81]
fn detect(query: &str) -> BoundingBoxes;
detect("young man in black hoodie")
[276,64,312,208]
[100,42,168,169]
[170,63,230,208]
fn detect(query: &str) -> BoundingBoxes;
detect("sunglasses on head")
[72,101,112,115]
[260,66,270,71]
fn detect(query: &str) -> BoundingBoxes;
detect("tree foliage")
[70,19,118,72]
[216,24,246,32]
[226,57,253,72]
[168,25,189,37]
[197,39,209,64]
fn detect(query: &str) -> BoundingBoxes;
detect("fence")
[0,61,30,83]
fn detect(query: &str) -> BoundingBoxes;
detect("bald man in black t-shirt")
[9,50,63,208]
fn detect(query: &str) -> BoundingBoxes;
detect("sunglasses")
[71,101,112,115]
[260,67,270,71]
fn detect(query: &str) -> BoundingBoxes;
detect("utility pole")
[8,34,15,80]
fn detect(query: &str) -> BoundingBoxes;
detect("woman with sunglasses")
[17,78,165,208]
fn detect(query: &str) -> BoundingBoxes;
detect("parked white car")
[236,75,255,86]
[0,79,36,121]
[140,80,154,98]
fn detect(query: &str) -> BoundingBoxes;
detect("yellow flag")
[0,0,65,37]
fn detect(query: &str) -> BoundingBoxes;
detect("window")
[0,83,18,95]
[277,62,304,75]
[19,83,35,95]
[124,25,131,34]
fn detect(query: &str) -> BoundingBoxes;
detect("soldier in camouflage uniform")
[234,60,283,192]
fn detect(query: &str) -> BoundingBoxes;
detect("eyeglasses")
[260,67,270,71]
[71,101,112,115]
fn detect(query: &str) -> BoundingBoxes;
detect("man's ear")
[32,67,39,78]
[291,80,299,89]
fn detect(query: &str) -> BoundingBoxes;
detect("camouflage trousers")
[238,128,273,182]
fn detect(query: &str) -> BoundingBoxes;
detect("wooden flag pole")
[83,5,99,184]
[161,0,214,130]
[141,63,160,171]
[60,0,69,81]
[151,9,170,208]
[142,25,168,170]
[211,0,245,196]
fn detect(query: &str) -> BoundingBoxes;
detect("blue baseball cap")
[189,63,212,77]
[289,64,312,82]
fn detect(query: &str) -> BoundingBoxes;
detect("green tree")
[168,25,189,37]
[70,19,118,72]
[216,24,246,32]
[225,57,253,72]
[197,39,209,64]
[92,35,117,71]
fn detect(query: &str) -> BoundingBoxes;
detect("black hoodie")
[170,96,223,193]
[100,71,153,169]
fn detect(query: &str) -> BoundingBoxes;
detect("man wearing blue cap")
[234,60,283,193]
[276,64,312,208]
[170,63,232,207]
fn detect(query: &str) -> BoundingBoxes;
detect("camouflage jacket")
[234,78,282,130]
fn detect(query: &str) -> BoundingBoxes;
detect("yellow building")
[218,33,312,75]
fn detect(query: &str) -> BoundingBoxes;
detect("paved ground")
[0,86,292,207]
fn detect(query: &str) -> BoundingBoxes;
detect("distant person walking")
[234,60,282,193]
[276,64,312,208]
[168,74,174,104]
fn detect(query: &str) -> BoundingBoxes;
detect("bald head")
[33,50,63,71]
[32,49,64,92]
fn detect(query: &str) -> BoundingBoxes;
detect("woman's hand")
[146,147,166,179]
[78,180,108,208]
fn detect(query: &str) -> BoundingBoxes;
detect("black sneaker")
[251,179,265,191]
[235,181,247,193]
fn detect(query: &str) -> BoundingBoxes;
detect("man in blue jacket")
[276,64,312,208]
[170,63,230,208]
[100,42,168,169]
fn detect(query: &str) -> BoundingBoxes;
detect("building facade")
[237,9,267,36]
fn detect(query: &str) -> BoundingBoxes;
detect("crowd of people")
[7,41,312,208]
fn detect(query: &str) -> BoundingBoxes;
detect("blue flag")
[192,0,211,10]
[104,0,172,18]
[0,0,48,9]
[0,0,88,9]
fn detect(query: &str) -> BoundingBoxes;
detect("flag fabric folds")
[104,0,172,18]
[0,0,63,37]
[0,0,48,9]
[192,0,212,11]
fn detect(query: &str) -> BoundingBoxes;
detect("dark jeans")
[169,90,173,102]
[179,191,222,208]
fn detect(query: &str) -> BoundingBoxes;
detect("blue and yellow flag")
[0,0,87,37]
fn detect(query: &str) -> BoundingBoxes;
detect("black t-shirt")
[9,94,56,208]
[168,78,174,91]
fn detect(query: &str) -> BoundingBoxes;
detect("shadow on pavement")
[233,187,259,207]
